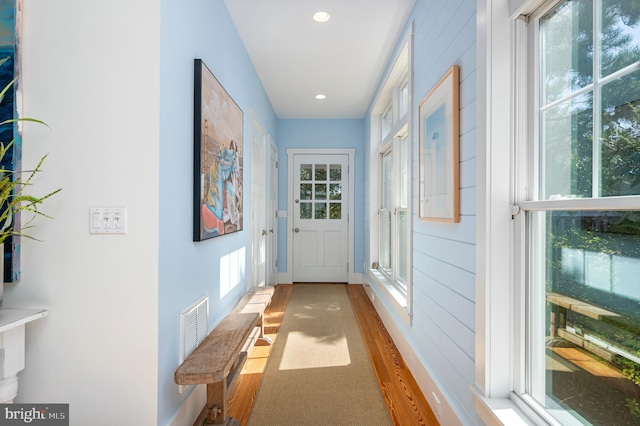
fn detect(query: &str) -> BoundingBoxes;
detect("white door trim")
[267,136,278,286]
[285,148,356,283]
[249,111,267,289]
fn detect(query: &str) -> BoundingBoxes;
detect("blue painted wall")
[157,0,478,423]
[158,0,277,423]
[276,119,365,275]
[364,0,478,423]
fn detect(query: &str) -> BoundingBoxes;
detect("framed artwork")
[0,0,22,281]
[418,65,460,223]
[193,59,243,241]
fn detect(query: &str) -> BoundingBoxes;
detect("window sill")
[366,268,411,326]
[471,387,547,426]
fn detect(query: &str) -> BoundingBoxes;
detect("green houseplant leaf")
[0,56,61,245]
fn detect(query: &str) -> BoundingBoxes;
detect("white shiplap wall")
[365,0,479,423]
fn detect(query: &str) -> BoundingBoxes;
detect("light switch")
[89,207,127,234]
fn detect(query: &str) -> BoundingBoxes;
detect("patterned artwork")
[193,59,243,241]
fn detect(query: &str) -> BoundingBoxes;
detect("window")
[378,131,410,294]
[368,32,413,319]
[515,0,640,424]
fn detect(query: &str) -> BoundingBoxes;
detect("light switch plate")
[89,207,127,234]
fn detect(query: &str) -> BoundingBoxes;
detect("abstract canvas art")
[193,59,244,241]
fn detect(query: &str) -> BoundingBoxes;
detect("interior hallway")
[197,284,440,425]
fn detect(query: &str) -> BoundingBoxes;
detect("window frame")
[378,125,410,292]
[368,27,414,323]
[510,0,640,423]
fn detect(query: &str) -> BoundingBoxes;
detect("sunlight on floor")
[278,331,351,370]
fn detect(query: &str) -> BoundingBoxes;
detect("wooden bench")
[547,292,619,338]
[175,286,275,425]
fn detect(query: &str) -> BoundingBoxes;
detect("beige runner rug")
[247,284,392,426]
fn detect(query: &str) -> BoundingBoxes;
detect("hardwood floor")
[347,284,439,425]
[220,283,439,425]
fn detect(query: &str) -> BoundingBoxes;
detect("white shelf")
[0,309,47,333]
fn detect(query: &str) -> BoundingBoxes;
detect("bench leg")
[255,314,273,346]
[550,305,567,338]
[205,381,241,425]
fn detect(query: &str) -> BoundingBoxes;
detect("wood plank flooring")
[347,284,439,425]
[219,283,439,425]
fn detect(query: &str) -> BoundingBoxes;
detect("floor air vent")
[178,295,209,393]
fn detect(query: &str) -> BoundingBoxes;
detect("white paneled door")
[292,154,349,282]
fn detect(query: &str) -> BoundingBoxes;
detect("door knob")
[262,230,268,236]
[294,228,300,233]
[295,199,300,203]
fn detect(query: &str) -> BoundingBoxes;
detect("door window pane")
[330,203,341,219]
[315,184,327,200]
[529,210,640,425]
[315,164,327,181]
[330,165,342,181]
[300,184,313,200]
[330,184,342,200]
[300,202,312,219]
[300,165,312,181]
[315,203,326,219]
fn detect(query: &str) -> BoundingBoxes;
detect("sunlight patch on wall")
[219,247,245,298]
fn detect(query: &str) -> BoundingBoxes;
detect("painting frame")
[418,65,460,223]
[193,59,244,242]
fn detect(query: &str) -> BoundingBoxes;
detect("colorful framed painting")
[193,59,244,241]
[418,65,460,223]
[0,0,22,281]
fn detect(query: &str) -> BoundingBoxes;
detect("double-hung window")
[379,128,410,293]
[515,0,640,424]
[369,34,413,317]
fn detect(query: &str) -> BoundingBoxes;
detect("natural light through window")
[368,31,413,320]
[219,247,246,298]
[513,0,640,423]
[278,331,351,370]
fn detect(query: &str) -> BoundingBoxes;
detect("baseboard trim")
[277,272,363,284]
[349,272,363,284]
[169,384,205,426]
[364,284,464,426]
[277,272,292,284]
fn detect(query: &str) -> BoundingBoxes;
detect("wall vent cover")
[178,295,208,393]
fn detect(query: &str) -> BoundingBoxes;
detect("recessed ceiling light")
[313,11,331,23]
[315,94,326,100]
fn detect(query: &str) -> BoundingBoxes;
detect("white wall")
[5,1,161,424]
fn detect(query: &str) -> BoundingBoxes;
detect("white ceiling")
[224,0,415,119]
